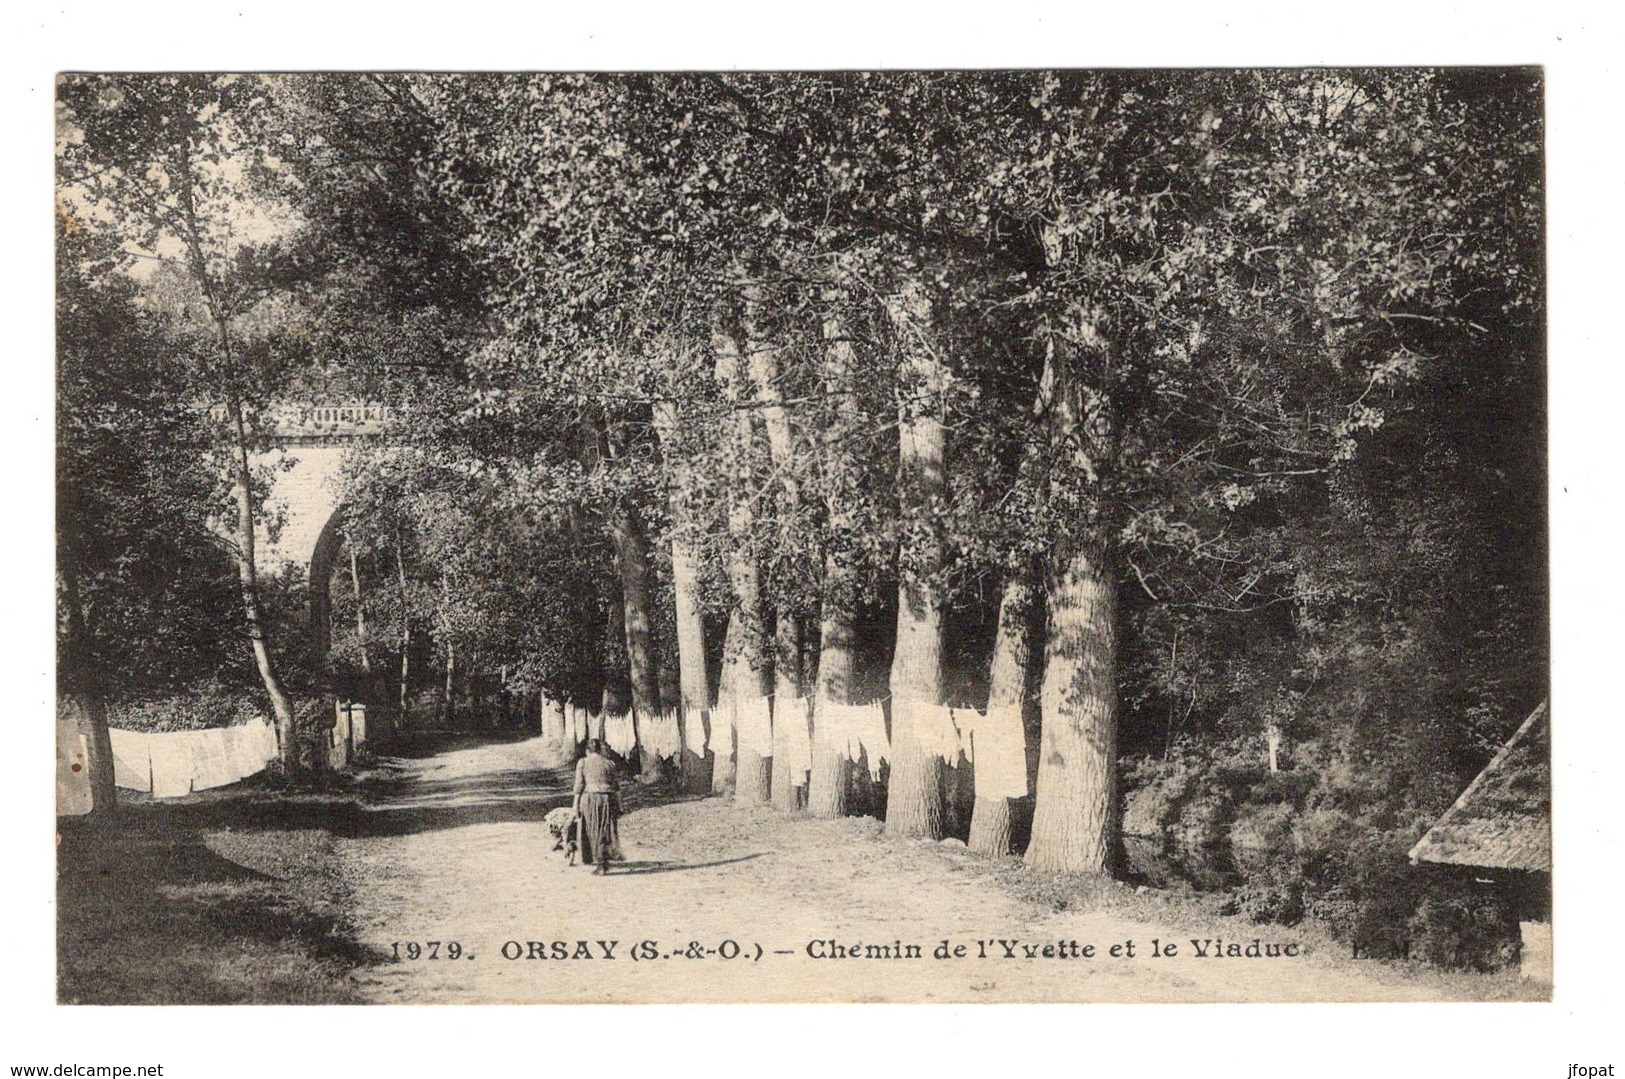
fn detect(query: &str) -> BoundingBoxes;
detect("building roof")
[1409,700,1550,873]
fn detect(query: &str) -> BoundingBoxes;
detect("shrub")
[1120,754,1206,837]
[107,683,264,732]
[1229,802,1295,878]
[1408,888,1520,972]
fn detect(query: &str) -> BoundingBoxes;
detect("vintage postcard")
[53,67,1550,1010]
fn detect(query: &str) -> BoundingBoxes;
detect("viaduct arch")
[235,403,398,670]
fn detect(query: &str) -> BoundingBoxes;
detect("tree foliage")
[58,69,1545,954]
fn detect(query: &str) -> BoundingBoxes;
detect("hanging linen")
[227,723,266,779]
[149,729,198,798]
[812,698,854,759]
[604,712,637,758]
[191,728,238,791]
[850,700,891,779]
[780,697,814,781]
[244,717,279,765]
[925,703,964,765]
[736,695,774,758]
[971,703,1029,799]
[682,705,709,756]
[641,709,681,761]
[264,717,282,761]
[708,696,736,761]
[109,727,153,793]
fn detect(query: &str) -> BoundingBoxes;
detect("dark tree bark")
[395,539,412,726]
[348,540,372,674]
[609,503,666,784]
[744,296,810,811]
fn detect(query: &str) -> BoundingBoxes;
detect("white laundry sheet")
[640,709,682,761]
[148,729,198,798]
[683,705,710,756]
[774,697,813,780]
[735,694,774,758]
[191,728,239,791]
[109,727,153,793]
[231,719,276,777]
[969,703,1029,799]
[106,718,277,799]
[890,698,962,764]
[707,697,736,760]
[822,700,890,779]
[604,712,637,757]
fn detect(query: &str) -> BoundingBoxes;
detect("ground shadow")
[57,814,389,1004]
[596,853,765,877]
[58,734,740,1003]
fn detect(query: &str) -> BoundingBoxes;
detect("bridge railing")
[204,403,400,437]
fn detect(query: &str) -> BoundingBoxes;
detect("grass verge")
[57,787,382,1005]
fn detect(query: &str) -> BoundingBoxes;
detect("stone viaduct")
[229,402,398,664]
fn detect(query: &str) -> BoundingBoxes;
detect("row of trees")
[57,71,1544,878]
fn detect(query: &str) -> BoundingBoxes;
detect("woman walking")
[573,738,623,874]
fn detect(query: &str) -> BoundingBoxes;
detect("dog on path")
[544,806,580,865]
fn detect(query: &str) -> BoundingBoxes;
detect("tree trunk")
[807,294,861,819]
[348,541,372,674]
[1025,336,1121,875]
[710,614,740,797]
[969,566,1038,857]
[715,328,774,804]
[670,538,711,792]
[884,279,947,839]
[177,159,296,769]
[1025,537,1118,873]
[651,400,714,794]
[609,505,665,784]
[442,640,456,726]
[59,691,117,821]
[57,567,117,820]
[227,395,297,769]
[808,549,857,818]
[395,540,412,725]
[770,613,806,811]
[743,296,810,811]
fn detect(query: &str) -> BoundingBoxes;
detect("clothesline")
[56,716,282,810]
[549,693,1027,797]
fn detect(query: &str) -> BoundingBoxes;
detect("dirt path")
[334,735,1475,1004]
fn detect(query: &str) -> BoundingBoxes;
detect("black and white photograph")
[53,65,1551,1006]
[14,4,1623,1076]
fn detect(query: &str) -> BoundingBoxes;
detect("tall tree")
[59,75,310,767]
[56,214,247,811]
[652,397,716,792]
[882,277,952,838]
[968,563,1040,856]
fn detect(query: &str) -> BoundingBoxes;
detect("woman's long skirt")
[577,792,622,868]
